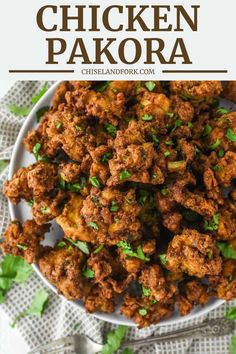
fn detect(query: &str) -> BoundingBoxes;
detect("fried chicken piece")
[170,81,222,102]
[1,220,50,263]
[65,86,125,125]
[56,193,92,242]
[108,143,164,186]
[39,246,89,300]
[162,212,182,233]
[80,187,142,245]
[214,152,236,188]
[216,201,236,240]
[32,190,67,225]
[166,229,222,278]
[121,294,174,328]
[59,162,81,183]
[223,81,236,103]
[210,259,236,301]
[84,284,115,313]
[27,162,58,197]
[170,95,194,122]
[177,279,209,316]
[3,167,33,204]
[139,265,176,302]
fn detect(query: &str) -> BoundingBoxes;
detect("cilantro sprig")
[65,238,90,255]
[217,242,236,260]
[101,325,128,354]
[204,213,219,231]
[0,255,33,304]
[11,289,49,327]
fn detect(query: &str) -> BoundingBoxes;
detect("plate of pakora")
[1,80,236,327]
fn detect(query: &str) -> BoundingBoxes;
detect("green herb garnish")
[33,143,41,161]
[93,244,104,254]
[66,238,90,255]
[217,242,236,259]
[142,114,153,121]
[145,81,156,92]
[119,169,132,180]
[142,286,151,297]
[151,134,159,147]
[31,83,47,104]
[36,106,49,122]
[104,123,117,137]
[164,151,171,157]
[226,128,236,142]
[202,124,212,137]
[110,201,119,212]
[87,221,99,230]
[218,149,225,157]
[138,308,148,316]
[117,241,150,261]
[217,107,229,115]
[8,104,31,117]
[159,254,167,266]
[204,213,219,231]
[89,176,101,189]
[82,268,95,278]
[209,139,221,150]
[101,152,113,164]
[101,325,128,354]
[16,244,28,251]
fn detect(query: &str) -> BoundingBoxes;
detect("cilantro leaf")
[226,128,236,142]
[119,169,132,180]
[31,83,47,104]
[204,213,219,231]
[94,82,109,93]
[226,307,236,320]
[33,143,41,161]
[142,114,153,121]
[0,160,9,174]
[101,325,128,354]
[142,286,151,297]
[139,308,148,316]
[209,139,221,150]
[159,254,167,266]
[87,221,99,230]
[0,255,33,303]
[230,335,236,354]
[202,124,212,137]
[90,176,101,189]
[121,349,133,354]
[217,242,236,259]
[8,104,31,117]
[36,106,49,122]
[217,107,229,115]
[101,152,113,164]
[104,123,117,137]
[82,268,95,278]
[93,244,104,254]
[145,81,156,92]
[117,241,150,261]
[66,238,90,255]
[110,201,119,212]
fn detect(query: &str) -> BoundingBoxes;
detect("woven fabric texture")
[0,81,234,354]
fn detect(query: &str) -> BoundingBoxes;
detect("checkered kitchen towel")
[0,81,234,353]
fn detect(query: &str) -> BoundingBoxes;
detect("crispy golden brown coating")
[1,220,50,263]
[166,229,222,278]
[3,80,236,328]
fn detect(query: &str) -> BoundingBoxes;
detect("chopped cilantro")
[110,201,119,212]
[93,244,104,254]
[145,81,156,92]
[89,176,101,189]
[33,143,41,161]
[142,286,151,297]
[217,242,236,260]
[202,124,212,137]
[164,151,171,157]
[166,140,174,146]
[117,241,150,261]
[36,106,49,122]
[217,107,229,115]
[159,254,167,266]
[160,188,170,197]
[212,165,222,172]
[204,213,219,231]
[139,190,150,206]
[16,244,28,251]
[94,81,109,93]
[31,83,47,104]
[171,119,182,132]
[104,123,117,137]
[75,125,82,131]
[55,122,62,129]
[101,152,113,164]
[226,128,236,142]
[151,134,159,147]
[218,149,225,157]
[138,308,148,316]
[8,104,31,117]
[230,335,236,354]
[82,268,95,278]
[209,139,221,150]
[56,241,66,249]
[207,250,213,260]
[27,199,34,207]
[188,122,193,128]
[87,221,99,230]
[66,238,90,255]
[119,169,132,180]
[101,325,128,354]
[142,114,153,121]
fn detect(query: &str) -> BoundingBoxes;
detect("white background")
[0,0,236,80]
[0,81,29,354]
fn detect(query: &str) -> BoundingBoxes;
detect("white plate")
[8,81,226,327]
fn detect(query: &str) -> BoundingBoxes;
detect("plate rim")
[7,81,225,327]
